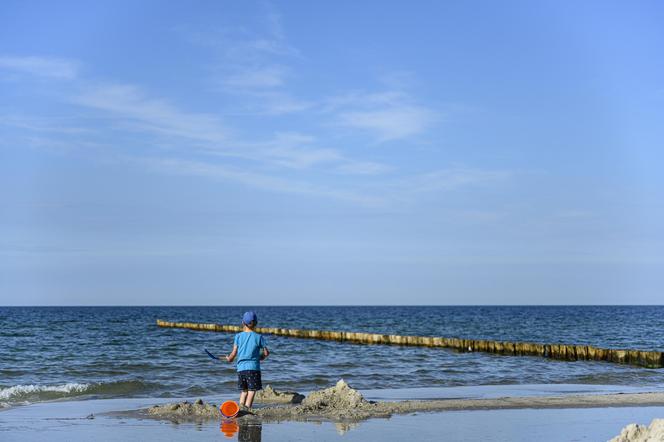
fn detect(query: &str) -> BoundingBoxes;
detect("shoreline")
[131,380,664,424]
[3,382,664,413]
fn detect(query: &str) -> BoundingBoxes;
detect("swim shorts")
[237,370,262,391]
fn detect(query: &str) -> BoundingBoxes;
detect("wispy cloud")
[0,55,79,79]
[72,82,388,177]
[388,167,511,197]
[5,63,475,205]
[246,132,396,174]
[252,132,341,168]
[223,90,314,116]
[2,5,492,208]
[183,5,440,144]
[0,115,91,134]
[135,156,507,208]
[3,134,107,155]
[179,8,310,116]
[74,84,231,144]
[325,91,438,143]
[137,156,386,206]
[335,161,392,175]
[338,105,436,142]
[222,65,289,89]
[256,92,314,115]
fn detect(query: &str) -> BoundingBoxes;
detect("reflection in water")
[220,419,239,438]
[335,422,359,435]
[238,421,263,442]
[219,419,263,441]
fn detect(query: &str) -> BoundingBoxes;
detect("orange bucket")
[220,400,239,418]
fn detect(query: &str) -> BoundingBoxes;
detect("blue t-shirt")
[233,331,267,372]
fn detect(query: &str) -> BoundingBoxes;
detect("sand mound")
[256,385,304,404]
[609,419,664,442]
[146,398,220,420]
[257,379,387,421]
[140,381,378,422]
[301,379,369,410]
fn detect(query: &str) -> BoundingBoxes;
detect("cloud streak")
[222,65,289,89]
[398,167,511,194]
[74,84,231,144]
[70,82,391,180]
[324,91,438,142]
[8,67,496,206]
[0,55,79,79]
[338,105,436,142]
[138,156,386,207]
[0,115,91,134]
[3,6,496,208]
[135,156,509,208]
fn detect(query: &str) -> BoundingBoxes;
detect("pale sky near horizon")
[1,1,663,305]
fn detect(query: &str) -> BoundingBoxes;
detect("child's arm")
[260,347,269,361]
[225,345,238,363]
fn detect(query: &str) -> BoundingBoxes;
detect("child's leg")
[242,370,262,408]
[239,390,248,406]
[245,390,256,408]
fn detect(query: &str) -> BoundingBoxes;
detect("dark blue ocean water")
[1,306,663,408]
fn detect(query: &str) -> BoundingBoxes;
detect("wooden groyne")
[156,319,664,369]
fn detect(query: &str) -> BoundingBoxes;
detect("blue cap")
[242,311,257,325]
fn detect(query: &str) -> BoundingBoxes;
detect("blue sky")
[1,1,663,305]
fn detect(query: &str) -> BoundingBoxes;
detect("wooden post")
[155,319,663,368]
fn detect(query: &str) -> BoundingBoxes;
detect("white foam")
[0,383,90,400]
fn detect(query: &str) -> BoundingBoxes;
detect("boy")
[224,311,269,409]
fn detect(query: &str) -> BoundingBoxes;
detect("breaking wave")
[0,380,155,404]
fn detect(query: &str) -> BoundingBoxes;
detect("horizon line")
[2,304,663,307]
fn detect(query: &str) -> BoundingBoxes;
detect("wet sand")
[2,394,664,441]
[138,380,664,423]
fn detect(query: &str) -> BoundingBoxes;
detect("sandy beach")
[136,380,664,422]
[3,383,664,441]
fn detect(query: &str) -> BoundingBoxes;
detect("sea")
[1,306,663,409]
